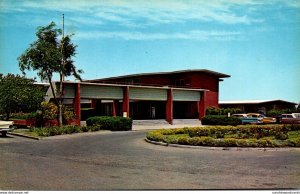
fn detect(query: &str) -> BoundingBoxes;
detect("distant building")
[47,69,230,124]
[219,100,297,115]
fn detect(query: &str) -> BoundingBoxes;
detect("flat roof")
[62,81,208,91]
[84,69,230,82]
[219,99,297,105]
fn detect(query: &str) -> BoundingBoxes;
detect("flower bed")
[12,118,78,128]
[20,125,103,137]
[146,124,300,147]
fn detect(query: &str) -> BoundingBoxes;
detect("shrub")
[41,102,58,120]
[201,115,242,126]
[146,124,300,147]
[30,125,99,137]
[27,119,118,137]
[62,125,80,134]
[287,138,300,147]
[88,124,102,132]
[62,106,75,121]
[214,131,225,138]
[86,116,132,131]
[267,109,285,117]
[10,112,29,120]
[206,107,242,116]
[161,129,177,135]
[206,107,219,115]
[146,130,165,142]
[274,132,288,140]
[81,126,89,132]
[188,127,211,137]
[163,135,179,144]
[284,124,300,131]
[177,136,189,145]
[220,138,237,147]
[187,137,201,146]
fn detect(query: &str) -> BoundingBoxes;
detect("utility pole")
[59,13,65,126]
[62,13,65,81]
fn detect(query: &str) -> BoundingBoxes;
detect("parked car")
[247,113,276,124]
[234,113,275,124]
[239,113,263,124]
[232,113,261,124]
[0,121,14,137]
[281,113,300,124]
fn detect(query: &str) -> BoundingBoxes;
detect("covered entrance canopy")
[46,81,208,125]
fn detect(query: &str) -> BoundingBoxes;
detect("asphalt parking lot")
[1,130,300,190]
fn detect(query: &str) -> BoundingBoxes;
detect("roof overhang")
[62,81,209,92]
[219,99,297,105]
[84,69,230,82]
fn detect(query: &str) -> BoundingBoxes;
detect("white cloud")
[0,0,269,27]
[1,0,297,37]
[75,29,242,41]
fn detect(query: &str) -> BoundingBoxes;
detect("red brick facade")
[69,69,229,124]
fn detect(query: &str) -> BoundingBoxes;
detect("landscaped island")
[11,116,132,138]
[146,124,300,147]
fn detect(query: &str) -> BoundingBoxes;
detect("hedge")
[146,124,300,147]
[29,125,102,137]
[201,115,242,126]
[86,116,132,131]
[205,107,242,116]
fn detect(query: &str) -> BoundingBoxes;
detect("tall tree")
[0,74,44,120]
[18,21,82,126]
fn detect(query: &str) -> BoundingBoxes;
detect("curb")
[8,132,40,140]
[144,138,300,151]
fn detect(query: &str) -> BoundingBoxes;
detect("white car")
[0,121,14,137]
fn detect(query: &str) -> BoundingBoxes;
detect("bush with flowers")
[146,124,300,147]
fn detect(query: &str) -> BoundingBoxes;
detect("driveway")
[0,130,300,190]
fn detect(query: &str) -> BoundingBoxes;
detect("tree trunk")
[59,103,63,126]
[5,112,10,121]
[58,73,64,127]
[48,76,58,104]
[48,75,62,126]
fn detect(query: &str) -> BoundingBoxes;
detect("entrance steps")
[172,119,202,126]
[133,119,169,126]
[132,119,202,130]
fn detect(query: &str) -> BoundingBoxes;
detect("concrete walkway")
[132,119,203,130]
[80,119,203,130]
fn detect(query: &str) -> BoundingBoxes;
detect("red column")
[166,89,173,124]
[122,86,129,117]
[73,83,81,125]
[112,100,118,117]
[199,91,207,119]
[91,99,97,109]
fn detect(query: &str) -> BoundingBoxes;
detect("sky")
[0,0,299,103]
